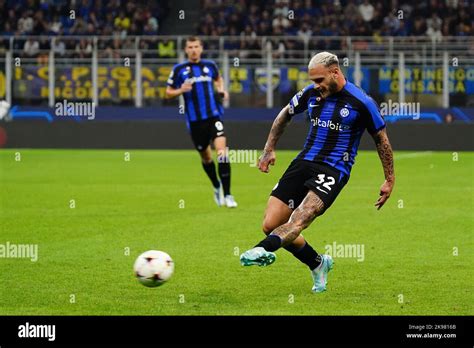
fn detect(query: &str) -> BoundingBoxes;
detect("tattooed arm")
[258,105,292,173]
[372,128,395,210]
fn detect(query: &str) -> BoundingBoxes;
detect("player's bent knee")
[262,222,273,235]
[262,214,289,235]
[199,152,213,163]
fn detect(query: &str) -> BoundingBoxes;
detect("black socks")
[285,242,322,270]
[255,235,282,252]
[202,161,220,189]
[217,160,231,196]
[202,158,232,196]
[256,236,322,270]
[255,236,322,270]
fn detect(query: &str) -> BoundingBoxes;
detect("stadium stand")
[0,1,473,115]
[197,0,472,38]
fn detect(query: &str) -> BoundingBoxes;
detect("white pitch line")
[394,151,434,159]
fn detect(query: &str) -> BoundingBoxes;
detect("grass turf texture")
[0,149,472,315]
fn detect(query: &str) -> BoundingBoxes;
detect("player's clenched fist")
[258,150,276,173]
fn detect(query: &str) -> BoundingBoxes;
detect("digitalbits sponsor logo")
[310,117,350,131]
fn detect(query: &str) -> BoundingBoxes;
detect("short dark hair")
[185,36,202,45]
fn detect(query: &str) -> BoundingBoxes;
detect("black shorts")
[188,117,225,151]
[271,159,348,213]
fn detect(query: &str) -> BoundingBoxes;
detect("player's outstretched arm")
[258,105,292,173]
[372,128,395,210]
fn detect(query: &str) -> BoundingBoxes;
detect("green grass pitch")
[0,149,472,315]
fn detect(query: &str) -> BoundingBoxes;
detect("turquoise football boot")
[240,247,276,267]
[311,254,334,293]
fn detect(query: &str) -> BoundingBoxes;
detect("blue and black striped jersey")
[167,59,224,122]
[288,80,386,178]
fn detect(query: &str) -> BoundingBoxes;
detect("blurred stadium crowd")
[0,0,472,59]
[0,0,170,59]
[0,0,169,36]
[198,0,473,39]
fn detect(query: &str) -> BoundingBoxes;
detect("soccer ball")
[0,100,11,120]
[133,250,174,287]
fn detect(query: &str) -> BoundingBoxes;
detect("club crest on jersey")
[340,107,349,118]
[203,66,210,74]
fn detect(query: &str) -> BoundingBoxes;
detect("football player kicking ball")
[166,36,237,208]
[240,52,395,293]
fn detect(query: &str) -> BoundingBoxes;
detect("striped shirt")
[167,59,223,122]
[289,80,386,178]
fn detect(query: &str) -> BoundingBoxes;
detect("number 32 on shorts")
[314,174,335,194]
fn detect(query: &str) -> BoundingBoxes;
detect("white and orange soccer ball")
[133,250,174,287]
